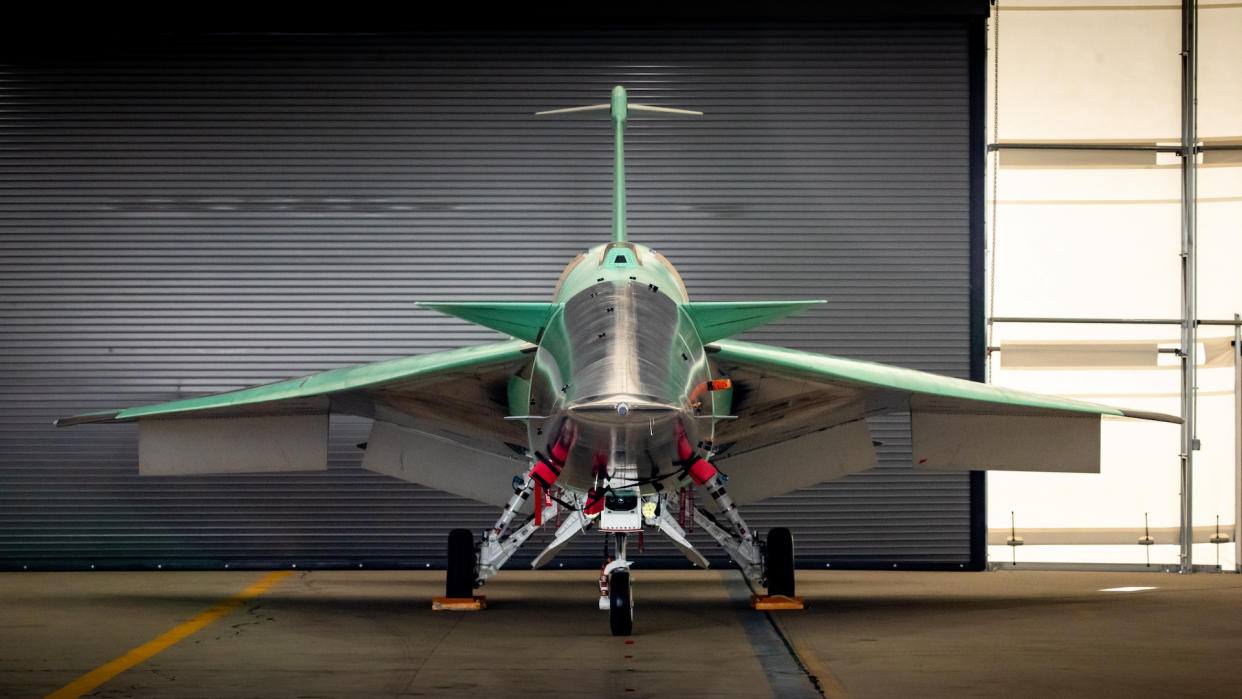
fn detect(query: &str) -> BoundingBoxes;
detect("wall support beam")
[1178,0,1199,575]
[1234,314,1240,572]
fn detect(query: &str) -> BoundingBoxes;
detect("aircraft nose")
[567,395,678,425]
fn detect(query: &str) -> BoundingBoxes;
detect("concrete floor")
[1,568,1240,698]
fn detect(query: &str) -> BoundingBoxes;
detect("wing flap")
[361,420,523,506]
[911,411,1100,473]
[716,419,877,505]
[139,414,328,476]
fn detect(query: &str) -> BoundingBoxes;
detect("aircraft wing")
[705,339,1181,505]
[56,340,538,505]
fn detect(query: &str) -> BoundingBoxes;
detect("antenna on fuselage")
[536,86,702,245]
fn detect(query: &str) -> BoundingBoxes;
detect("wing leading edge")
[55,339,534,425]
[710,339,1180,423]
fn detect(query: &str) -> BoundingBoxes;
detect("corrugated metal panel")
[0,23,975,570]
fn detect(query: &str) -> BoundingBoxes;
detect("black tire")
[445,528,476,598]
[765,527,796,597]
[609,570,633,636]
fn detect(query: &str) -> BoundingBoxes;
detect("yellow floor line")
[45,570,293,699]
[766,612,850,699]
[786,633,849,699]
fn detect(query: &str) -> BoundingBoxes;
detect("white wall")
[985,0,1241,568]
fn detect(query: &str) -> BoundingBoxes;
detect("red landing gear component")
[673,421,719,486]
[599,561,611,608]
[585,487,605,516]
[529,420,577,490]
[686,458,717,486]
[677,485,695,533]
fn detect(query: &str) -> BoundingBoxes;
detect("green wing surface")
[681,300,825,344]
[54,340,537,504]
[416,302,560,344]
[56,339,534,425]
[705,339,1180,504]
[710,339,1180,423]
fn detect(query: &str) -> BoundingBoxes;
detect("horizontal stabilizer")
[627,104,703,116]
[535,102,702,119]
[683,300,825,344]
[534,103,610,116]
[418,302,560,344]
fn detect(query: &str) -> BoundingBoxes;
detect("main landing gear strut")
[440,424,796,633]
[441,486,795,633]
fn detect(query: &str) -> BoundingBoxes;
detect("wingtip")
[1118,408,1183,424]
[53,410,125,427]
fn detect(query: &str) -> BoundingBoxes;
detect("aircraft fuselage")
[525,242,714,495]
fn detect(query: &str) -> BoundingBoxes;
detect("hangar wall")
[985,1,1242,569]
[0,19,985,570]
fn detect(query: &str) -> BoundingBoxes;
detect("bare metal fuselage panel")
[527,279,711,494]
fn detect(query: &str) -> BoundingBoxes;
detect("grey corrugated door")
[0,23,975,570]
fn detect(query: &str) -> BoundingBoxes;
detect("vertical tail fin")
[536,86,702,244]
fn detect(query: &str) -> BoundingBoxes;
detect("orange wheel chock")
[432,596,487,611]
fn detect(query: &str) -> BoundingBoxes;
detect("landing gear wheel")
[609,570,633,636]
[765,527,796,597]
[445,528,476,599]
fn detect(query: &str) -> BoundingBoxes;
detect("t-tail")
[536,85,702,244]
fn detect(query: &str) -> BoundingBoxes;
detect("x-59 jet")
[58,86,1179,635]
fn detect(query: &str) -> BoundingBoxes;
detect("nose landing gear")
[599,532,634,636]
[608,569,633,636]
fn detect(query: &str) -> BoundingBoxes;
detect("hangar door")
[0,18,984,570]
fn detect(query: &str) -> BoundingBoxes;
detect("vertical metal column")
[1178,0,1199,574]
[1234,314,1240,572]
